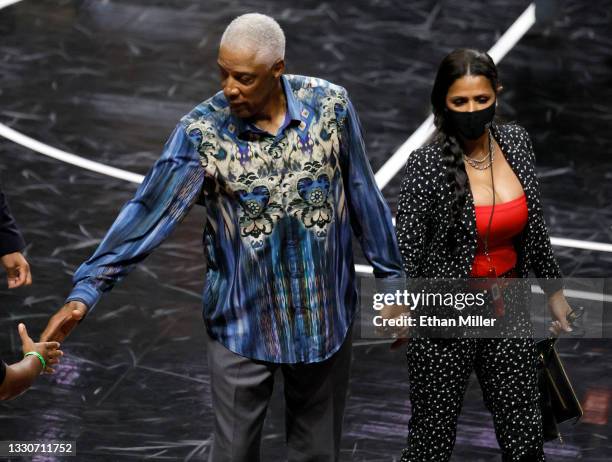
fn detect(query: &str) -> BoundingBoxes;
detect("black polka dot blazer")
[395,122,563,296]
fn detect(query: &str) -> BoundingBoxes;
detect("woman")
[396,49,573,461]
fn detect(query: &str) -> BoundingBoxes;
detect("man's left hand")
[378,304,411,350]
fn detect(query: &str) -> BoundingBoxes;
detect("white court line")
[548,237,612,253]
[0,1,145,184]
[353,268,612,302]
[531,285,612,303]
[356,265,612,299]
[389,216,612,253]
[0,123,145,184]
[1,1,611,256]
[0,0,23,9]
[355,264,374,274]
[357,264,612,303]
[374,3,536,190]
[374,114,435,191]
[4,122,611,252]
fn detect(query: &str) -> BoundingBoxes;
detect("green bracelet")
[24,351,46,370]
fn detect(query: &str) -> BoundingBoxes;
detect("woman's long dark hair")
[431,48,500,236]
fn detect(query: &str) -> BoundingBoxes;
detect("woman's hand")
[547,289,573,336]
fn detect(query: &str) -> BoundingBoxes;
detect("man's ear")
[272,59,285,78]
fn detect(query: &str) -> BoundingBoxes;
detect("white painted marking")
[375,3,536,190]
[355,264,374,274]
[0,0,23,9]
[549,237,612,254]
[0,123,144,184]
[488,3,536,63]
[531,285,612,303]
[374,115,435,190]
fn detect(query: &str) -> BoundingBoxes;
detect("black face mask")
[446,102,496,140]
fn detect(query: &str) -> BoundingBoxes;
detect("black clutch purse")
[536,307,584,442]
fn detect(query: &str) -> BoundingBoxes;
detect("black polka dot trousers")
[400,337,545,461]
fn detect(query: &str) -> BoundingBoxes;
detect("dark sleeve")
[395,147,436,278]
[521,127,564,295]
[65,123,205,312]
[0,186,26,257]
[0,359,6,385]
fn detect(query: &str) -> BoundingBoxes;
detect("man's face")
[217,46,284,119]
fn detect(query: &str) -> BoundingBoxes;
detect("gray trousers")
[204,328,353,462]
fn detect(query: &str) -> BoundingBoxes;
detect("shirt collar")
[228,75,306,137]
[282,74,305,123]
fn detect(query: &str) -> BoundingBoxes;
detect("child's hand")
[18,323,63,374]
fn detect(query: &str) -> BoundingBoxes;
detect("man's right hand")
[40,301,88,343]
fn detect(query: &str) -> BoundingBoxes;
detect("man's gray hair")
[220,13,285,66]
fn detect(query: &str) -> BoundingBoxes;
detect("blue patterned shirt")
[67,74,404,363]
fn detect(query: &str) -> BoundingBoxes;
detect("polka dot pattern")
[395,123,562,461]
[400,337,545,461]
[395,122,563,290]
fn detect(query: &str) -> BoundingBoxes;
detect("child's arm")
[0,323,62,400]
[0,356,43,400]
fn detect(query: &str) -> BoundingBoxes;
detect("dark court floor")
[0,0,611,460]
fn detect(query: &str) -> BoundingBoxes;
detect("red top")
[471,194,528,277]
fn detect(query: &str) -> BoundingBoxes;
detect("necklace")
[466,151,489,163]
[464,132,494,170]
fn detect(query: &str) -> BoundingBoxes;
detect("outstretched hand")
[19,323,63,374]
[40,301,88,343]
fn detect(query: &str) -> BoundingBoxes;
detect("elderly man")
[40,13,403,462]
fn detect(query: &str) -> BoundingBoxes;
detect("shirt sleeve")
[0,185,26,257]
[65,123,205,312]
[338,92,404,284]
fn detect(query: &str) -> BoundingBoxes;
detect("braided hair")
[430,48,499,239]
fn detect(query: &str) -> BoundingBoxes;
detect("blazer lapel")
[493,123,533,190]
